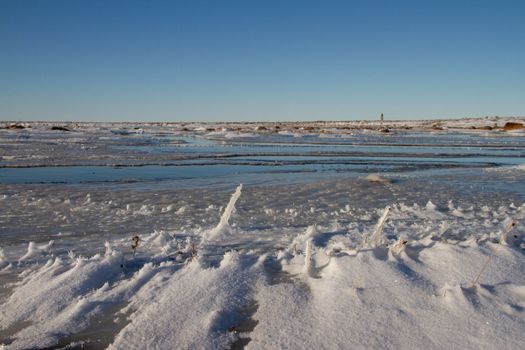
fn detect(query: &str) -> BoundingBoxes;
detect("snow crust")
[1,118,525,349]
[1,194,524,349]
[249,241,525,350]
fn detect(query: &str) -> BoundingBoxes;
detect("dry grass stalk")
[368,206,390,247]
[131,235,140,255]
[471,254,492,287]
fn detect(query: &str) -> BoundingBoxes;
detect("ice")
[204,184,243,241]
[160,204,174,213]
[289,225,316,251]
[368,206,390,247]
[1,119,525,348]
[1,193,524,348]
[0,248,7,270]
[17,241,53,263]
[175,205,187,215]
[297,239,311,274]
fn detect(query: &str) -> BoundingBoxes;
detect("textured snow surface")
[249,242,525,349]
[109,252,262,349]
[1,119,525,349]
[1,196,524,349]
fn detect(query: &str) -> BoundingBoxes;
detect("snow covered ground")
[1,116,525,168]
[1,118,524,349]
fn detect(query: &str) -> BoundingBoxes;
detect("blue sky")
[1,0,524,122]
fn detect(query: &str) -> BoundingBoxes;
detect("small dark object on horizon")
[51,126,70,131]
[502,122,523,131]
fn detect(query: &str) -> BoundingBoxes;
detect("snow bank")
[1,179,524,349]
[248,241,525,349]
[1,249,123,349]
[108,251,262,349]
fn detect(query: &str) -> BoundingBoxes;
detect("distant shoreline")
[2,116,524,133]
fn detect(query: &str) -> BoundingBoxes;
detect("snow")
[1,118,525,349]
[109,252,262,349]
[248,241,525,350]
[0,248,7,270]
[204,184,243,241]
[1,251,123,349]
[1,194,523,349]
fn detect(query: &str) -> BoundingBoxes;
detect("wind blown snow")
[1,119,525,349]
[1,190,524,349]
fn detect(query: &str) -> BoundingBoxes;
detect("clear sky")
[1,0,524,122]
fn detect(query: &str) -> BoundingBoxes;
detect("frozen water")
[1,119,525,349]
[204,184,243,241]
